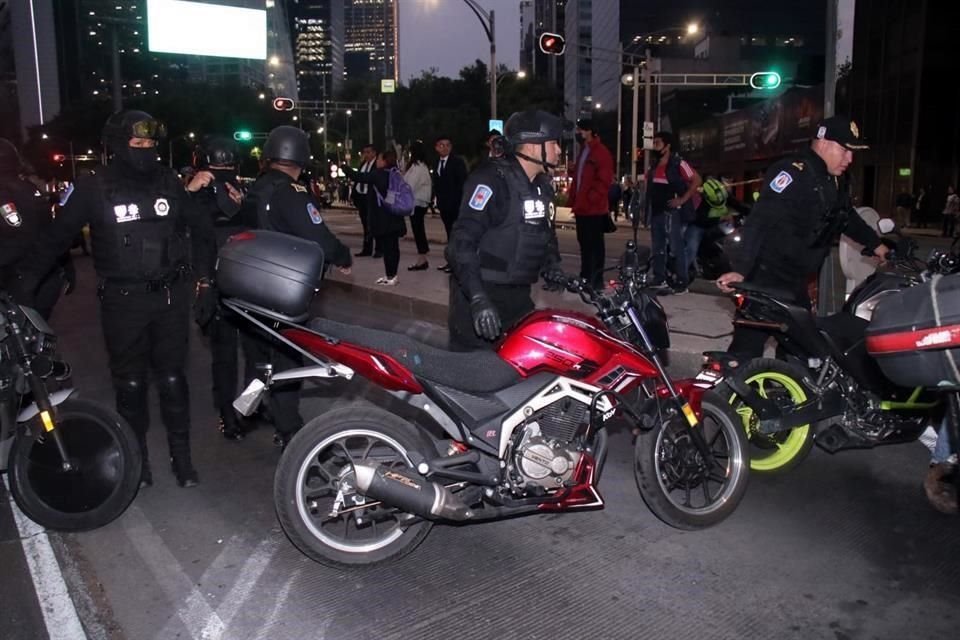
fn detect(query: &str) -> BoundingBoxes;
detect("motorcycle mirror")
[878,218,896,234]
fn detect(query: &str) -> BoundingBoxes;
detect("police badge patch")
[468,184,493,210]
[770,171,793,193]
[307,202,323,224]
[154,197,170,217]
[1,202,21,227]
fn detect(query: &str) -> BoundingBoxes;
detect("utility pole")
[615,44,623,180]
[367,98,373,144]
[642,48,653,180]
[630,61,640,182]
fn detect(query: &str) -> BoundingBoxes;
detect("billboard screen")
[147,0,266,60]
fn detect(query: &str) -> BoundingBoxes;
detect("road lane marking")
[3,476,87,640]
[122,505,223,640]
[252,569,307,640]
[200,537,279,640]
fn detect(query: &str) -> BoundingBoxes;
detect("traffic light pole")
[643,48,653,181]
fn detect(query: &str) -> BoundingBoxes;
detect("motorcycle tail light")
[734,294,746,309]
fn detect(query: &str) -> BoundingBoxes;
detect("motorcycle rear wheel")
[634,391,749,529]
[274,405,435,568]
[726,358,814,474]
[8,398,141,531]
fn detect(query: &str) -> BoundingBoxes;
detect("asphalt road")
[1,254,959,640]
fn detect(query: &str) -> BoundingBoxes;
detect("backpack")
[375,167,415,217]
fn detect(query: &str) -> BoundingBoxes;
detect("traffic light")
[52,153,66,162]
[233,130,254,142]
[538,32,566,55]
[272,97,295,111]
[749,71,782,90]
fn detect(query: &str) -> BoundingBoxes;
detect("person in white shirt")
[404,142,433,270]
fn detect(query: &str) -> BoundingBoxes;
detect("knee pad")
[155,370,189,412]
[114,375,148,431]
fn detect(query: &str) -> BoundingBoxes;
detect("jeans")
[650,209,688,287]
[684,224,706,277]
[933,417,956,464]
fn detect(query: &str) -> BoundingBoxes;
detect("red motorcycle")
[217,232,749,567]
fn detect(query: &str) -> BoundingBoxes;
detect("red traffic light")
[272,97,295,111]
[538,32,566,55]
[52,153,66,162]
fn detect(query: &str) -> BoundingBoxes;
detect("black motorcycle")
[0,293,141,530]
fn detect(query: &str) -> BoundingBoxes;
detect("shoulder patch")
[307,202,323,224]
[291,183,308,193]
[770,171,794,194]
[468,184,493,211]
[1,202,21,227]
[791,162,805,171]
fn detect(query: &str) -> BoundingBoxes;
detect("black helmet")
[263,125,310,167]
[0,138,23,174]
[102,110,167,150]
[504,110,565,147]
[196,135,238,167]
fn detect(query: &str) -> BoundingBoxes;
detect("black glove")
[541,268,568,292]
[469,293,501,341]
[194,281,218,329]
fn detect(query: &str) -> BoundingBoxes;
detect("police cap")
[263,125,310,167]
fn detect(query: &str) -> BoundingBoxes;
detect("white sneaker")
[376,276,398,286]
[919,425,938,452]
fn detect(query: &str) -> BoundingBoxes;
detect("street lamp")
[496,68,526,87]
[460,0,497,119]
[345,110,352,151]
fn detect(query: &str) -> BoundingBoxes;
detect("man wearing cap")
[716,115,888,357]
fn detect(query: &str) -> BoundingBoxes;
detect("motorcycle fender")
[17,388,75,424]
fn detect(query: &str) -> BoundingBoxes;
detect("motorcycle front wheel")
[726,358,814,474]
[8,398,141,531]
[274,405,435,568]
[635,391,749,529]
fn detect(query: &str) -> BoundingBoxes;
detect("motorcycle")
[0,292,141,530]
[703,236,959,474]
[218,233,749,567]
[694,216,744,282]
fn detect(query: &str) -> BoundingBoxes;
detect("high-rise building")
[8,0,60,137]
[344,0,398,83]
[0,2,21,140]
[519,0,564,88]
[292,0,344,101]
[563,0,620,124]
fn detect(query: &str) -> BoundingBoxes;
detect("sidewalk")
[319,206,735,374]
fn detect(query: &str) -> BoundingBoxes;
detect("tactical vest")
[247,171,288,232]
[477,159,554,285]
[93,166,188,281]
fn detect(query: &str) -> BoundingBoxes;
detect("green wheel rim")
[729,370,810,472]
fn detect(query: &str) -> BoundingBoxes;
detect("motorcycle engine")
[511,422,582,492]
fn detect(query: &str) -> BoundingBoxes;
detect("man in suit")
[433,134,468,272]
[352,144,379,257]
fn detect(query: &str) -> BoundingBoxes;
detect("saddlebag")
[865,273,960,389]
[215,230,325,319]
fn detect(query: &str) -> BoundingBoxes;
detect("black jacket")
[731,147,880,286]
[1,175,51,287]
[433,154,468,212]
[343,165,406,238]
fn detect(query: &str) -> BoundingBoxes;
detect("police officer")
[241,125,352,447]
[186,135,249,441]
[15,110,215,488]
[446,110,566,350]
[716,115,888,357]
[0,139,75,318]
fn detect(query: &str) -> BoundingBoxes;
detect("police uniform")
[189,153,251,440]
[728,117,879,357]
[446,155,560,349]
[241,167,352,438]
[18,111,215,488]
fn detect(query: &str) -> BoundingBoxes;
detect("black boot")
[170,451,199,488]
[219,410,245,441]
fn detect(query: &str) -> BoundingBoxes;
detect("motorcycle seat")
[307,317,522,393]
[732,281,799,301]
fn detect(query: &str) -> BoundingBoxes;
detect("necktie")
[440,158,446,176]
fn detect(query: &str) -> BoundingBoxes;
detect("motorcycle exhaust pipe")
[352,463,474,521]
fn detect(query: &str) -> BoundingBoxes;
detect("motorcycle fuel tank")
[498,310,658,385]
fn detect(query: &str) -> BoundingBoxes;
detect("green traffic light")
[749,71,781,90]
[234,130,253,142]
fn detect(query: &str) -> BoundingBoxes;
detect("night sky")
[398,0,521,82]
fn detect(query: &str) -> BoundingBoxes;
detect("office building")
[344,0,398,83]
[292,0,344,100]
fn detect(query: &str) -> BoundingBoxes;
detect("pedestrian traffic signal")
[272,97,295,112]
[233,130,254,142]
[51,153,66,162]
[749,71,782,90]
[538,32,566,55]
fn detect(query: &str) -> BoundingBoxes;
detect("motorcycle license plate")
[694,369,724,385]
[233,378,266,417]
